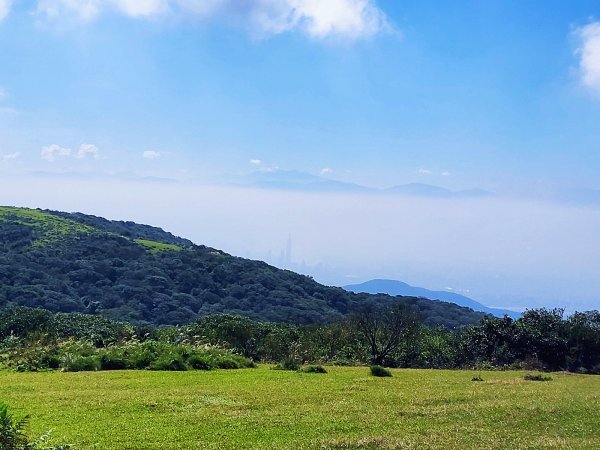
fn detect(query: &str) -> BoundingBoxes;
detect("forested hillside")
[0,206,486,327]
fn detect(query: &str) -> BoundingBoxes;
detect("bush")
[471,375,484,382]
[524,373,552,382]
[187,354,213,370]
[300,365,327,374]
[369,365,392,377]
[0,401,72,449]
[149,355,188,371]
[213,354,255,369]
[61,354,101,372]
[271,357,301,371]
[99,354,130,370]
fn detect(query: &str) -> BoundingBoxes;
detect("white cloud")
[41,143,100,161]
[418,168,433,175]
[36,0,102,21]
[320,167,333,176]
[114,0,169,18]
[0,0,12,22]
[0,87,6,99]
[77,143,100,159]
[41,144,72,161]
[441,171,451,177]
[576,21,600,94]
[34,0,390,40]
[288,0,389,39]
[250,159,262,166]
[0,152,19,161]
[143,150,161,159]
[259,165,280,173]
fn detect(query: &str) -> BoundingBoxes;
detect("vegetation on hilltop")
[0,206,485,327]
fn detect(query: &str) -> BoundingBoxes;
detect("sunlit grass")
[134,238,182,253]
[0,367,598,449]
[0,206,94,245]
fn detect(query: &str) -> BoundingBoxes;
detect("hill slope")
[0,206,486,327]
[344,279,520,319]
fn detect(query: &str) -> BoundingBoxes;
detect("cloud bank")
[32,0,389,39]
[577,21,600,94]
[2,175,599,311]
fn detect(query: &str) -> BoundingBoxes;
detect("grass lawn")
[0,366,598,449]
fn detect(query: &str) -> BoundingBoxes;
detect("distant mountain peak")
[344,278,520,319]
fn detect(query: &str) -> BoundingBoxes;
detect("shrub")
[271,357,301,371]
[0,401,72,450]
[187,354,213,370]
[61,354,101,372]
[149,355,188,371]
[213,354,255,369]
[300,365,327,374]
[99,354,130,371]
[471,375,484,382]
[524,373,552,382]
[0,401,29,449]
[369,365,392,377]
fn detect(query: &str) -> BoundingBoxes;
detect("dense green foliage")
[0,206,485,327]
[2,307,598,373]
[1,368,598,449]
[369,365,392,377]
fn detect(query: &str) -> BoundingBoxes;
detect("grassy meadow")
[0,366,598,449]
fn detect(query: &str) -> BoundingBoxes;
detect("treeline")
[1,306,598,373]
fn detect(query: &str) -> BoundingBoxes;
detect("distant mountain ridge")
[233,169,494,197]
[344,279,520,319]
[385,183,494,198]
[0,206,487,328]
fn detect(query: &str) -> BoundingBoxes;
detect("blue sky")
[1,1,600,311]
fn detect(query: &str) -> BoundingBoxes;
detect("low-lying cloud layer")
[1,175,599,312]
[0,0,390,40]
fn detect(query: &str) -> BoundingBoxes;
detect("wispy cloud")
[41,144,71,161]
[143,150,161,159]
[0,152,19,161]
[418,168,433,175]
[42,143,101,161]
[0,87,6,99]
[576,21,600,95]
[320,167,333,176]
[34,0,390,40]
[0,0,12,22]
[250,159,262,166]
[76,143,100,159]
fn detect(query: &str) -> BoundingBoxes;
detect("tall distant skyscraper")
[285,234,292,266]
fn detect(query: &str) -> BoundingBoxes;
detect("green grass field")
[1,367,598,449]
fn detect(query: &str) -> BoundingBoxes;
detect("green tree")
[351,303,421,366]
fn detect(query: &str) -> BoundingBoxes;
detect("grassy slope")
[1,367,598,449]
[0,206,94,245]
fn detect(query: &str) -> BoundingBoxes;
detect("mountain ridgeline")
[344,279,520,319]
[0,206,486,327]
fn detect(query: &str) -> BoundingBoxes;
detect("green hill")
[0,206,486,327]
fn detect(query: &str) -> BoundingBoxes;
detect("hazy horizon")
[2,174,599,313]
